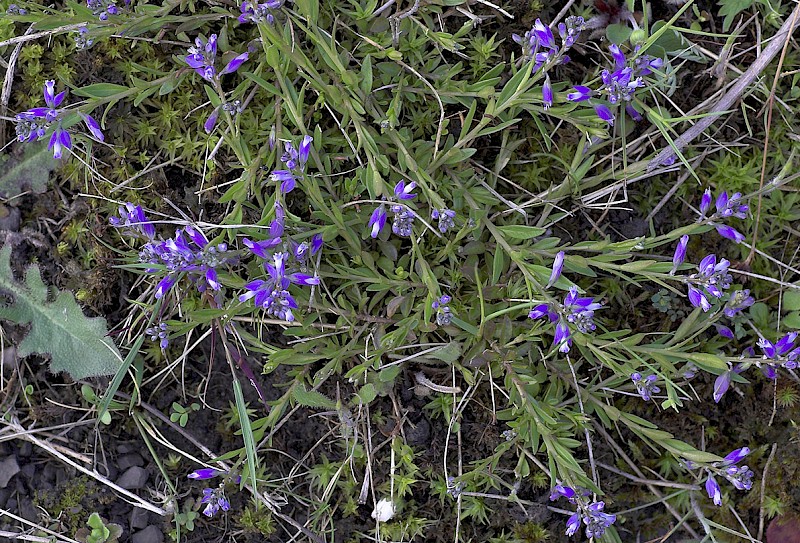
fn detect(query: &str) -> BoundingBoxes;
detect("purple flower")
[513,17,583,72]
[566,44,662,125]
[87,0,120,20]
[685,254,732,312]
[81,113,104,141]
[432,295,453,326]
[706,475,722,506]
[221,52,249,75]
[671,235,689,275]
[391,205,414,237]
[368,205,387,238]
[699,188,712,218]
[49,128,71,159]
[239,252,319,321]
[547,251,565,288]
[393,180,417,200]
[724,464,754,491]
[204,106,221,133]
[542,74,553,109]
[722,447,750,466]
[200,487,230,517]
[566,85,592,102]
[713,370,732,403]
[594,104,614,124]
[715,224,745,244]
[549,484,577,501]
[724,290,754,317]
[583,501,616,539]
[565,512,581,536]
[715,191,748,219]
[238,0,282,24]
[188,468,224,480]
[109,202,156,239]
[530,287,602,353]
[146,322,169,350]
[631,372,660,401]
[271,135,314,193]
[432,208,456,233]
[185,34,219,81]
[757,332,800,377]
[716,324,734,339]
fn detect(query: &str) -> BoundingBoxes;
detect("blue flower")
[631,372,660,401]
[271,135,313,193]
[146,322,169,350]
[671,235,689,275]
[685,254,732,312]
[185,34,248,82]
[109,203,155,239]
[393,180,417,200]
[530,286,602,353]
[705,475,722,506]
[368,205,387,238]
[567,44,662,125]
[431,208,456,233]
[239,252,319,322]
[188,468,224,480]
[432,295,453,326]
[14,80,103,159]
[200,487,230,517]
[238,0,282,24]
[546,251,565,288]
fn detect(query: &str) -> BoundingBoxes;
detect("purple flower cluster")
[513,17,584,70]
[683,254,732,312]
[631,372,660,401]
[529,252,602,353]
[431,208,456,233]
[14,81,104,159]
[549,484,616,538]
[201,487,230,517]
[87,0,120,20]
[238,0,282,24]
[368,180,417,239]
[567,44,662,125]
[185,34,249,82]
[432,295,453,326]
[239,205,322,322]
[146,322,169,350]
[703,447,754,506]
[271,135,313,193]
[512,17,584,108]
[758,332,799,379]
[699,189,748,243]
[724,289,754,317]
[110,204,234,300]
[204,99,243,134]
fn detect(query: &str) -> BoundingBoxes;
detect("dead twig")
[647,1,800,170]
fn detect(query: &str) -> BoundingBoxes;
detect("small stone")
[0,457,20,488]
[117,467,148,490]
[132,526,163,543]
[768,513,800,543]
[18,497,37,523]
[130,507,150,530]
[117,453,144,472]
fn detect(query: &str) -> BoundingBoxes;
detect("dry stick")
[747,5,800,266]
[2,416,166,515]
[647,1,800,171]
[594,424,700,539]
[757,443,778,542]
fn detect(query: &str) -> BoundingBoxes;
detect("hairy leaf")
[0,142,56,198]
[0,245,122,379]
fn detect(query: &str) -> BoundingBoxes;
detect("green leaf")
[0,245,123,379]
[72,83,130,98]
[784,291,800,311]
[717,0,754,32]
[0,142,57,197]
[291,384,336,409]
[496,225,546,241]
[606,23,633,44]
[233,379,258,496]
